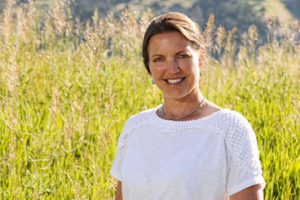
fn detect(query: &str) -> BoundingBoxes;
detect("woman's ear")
[199,47,206,69]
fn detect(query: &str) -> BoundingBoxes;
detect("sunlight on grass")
[0,1,299,199]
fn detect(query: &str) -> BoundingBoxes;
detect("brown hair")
[142,12,203,74]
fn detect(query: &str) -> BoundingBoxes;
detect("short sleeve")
[225,112,265,196]
[110,123,130,181]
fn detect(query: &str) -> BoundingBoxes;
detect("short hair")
[142,12,203,74]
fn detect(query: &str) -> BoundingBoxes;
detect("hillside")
[71,0,298,33]
[0,0,299,38]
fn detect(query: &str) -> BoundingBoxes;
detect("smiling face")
[148,31,202,101]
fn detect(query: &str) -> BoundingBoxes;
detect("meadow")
[0,1,299,199]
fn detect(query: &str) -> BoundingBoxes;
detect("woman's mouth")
[165,77,185,85]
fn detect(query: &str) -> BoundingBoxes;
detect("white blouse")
[111,107,265,200]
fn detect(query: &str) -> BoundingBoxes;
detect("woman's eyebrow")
[176,50,188,54]
[150,54,164,58]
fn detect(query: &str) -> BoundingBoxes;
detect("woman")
[110,12,265,200]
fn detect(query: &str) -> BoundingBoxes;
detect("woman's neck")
[161,90,206,120]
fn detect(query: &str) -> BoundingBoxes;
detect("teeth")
[167,78,183,84]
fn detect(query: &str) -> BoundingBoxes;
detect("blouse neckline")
[151,105,230,126]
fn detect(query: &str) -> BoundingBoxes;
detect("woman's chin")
[163,92,189,101]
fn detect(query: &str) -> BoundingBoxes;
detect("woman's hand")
[230,184,264,200]
[115,181,123,200]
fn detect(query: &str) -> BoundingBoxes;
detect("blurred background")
[1,0,300,38]
[0,0,299,199]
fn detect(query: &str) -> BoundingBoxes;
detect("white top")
[110,107,265,200]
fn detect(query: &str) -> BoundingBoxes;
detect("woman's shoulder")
[118,108,157,143]
[202,102,249,126]
[204,107,247,124]
[128,107,157,122]
[204,107,254,136]
[220,109,253,129]
[123,107,158,130]
[203,101,248,121]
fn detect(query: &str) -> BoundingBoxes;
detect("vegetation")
[0,0,299,199]
[0,0,298,36]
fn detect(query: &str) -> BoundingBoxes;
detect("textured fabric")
[110,107,265,200]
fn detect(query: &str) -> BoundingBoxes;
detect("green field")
[0,1,299,199]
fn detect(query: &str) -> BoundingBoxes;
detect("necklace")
[160,98,206,121]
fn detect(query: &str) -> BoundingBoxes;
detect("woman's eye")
[178,54,190,59]
[153,57,163,62]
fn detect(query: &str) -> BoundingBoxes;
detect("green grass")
[0,1,299,199]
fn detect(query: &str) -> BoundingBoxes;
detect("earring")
[151,79,155,84]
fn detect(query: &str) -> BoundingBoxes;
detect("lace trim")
[225,112,262,174]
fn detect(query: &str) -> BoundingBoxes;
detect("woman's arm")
[115,181,123,200]
[230,184,264,200]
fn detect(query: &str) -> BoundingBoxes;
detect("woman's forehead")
[149,32,190,47]
[148,32,196,54]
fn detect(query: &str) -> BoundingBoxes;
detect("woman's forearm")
[115,181,123,200]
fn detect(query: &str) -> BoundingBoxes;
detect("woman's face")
[148,31,202,101]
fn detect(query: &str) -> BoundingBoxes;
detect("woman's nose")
[166,59,180,72]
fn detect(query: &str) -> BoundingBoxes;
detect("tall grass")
[0,0,299,199]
